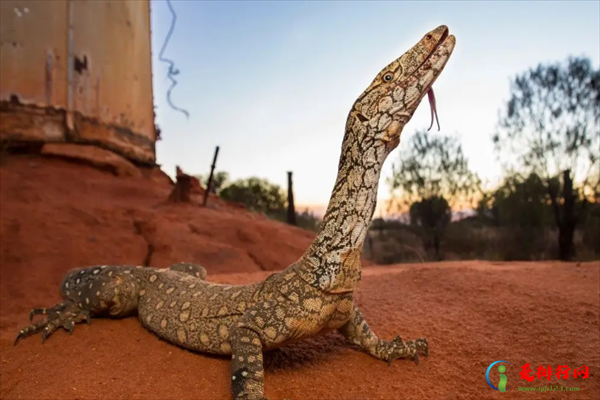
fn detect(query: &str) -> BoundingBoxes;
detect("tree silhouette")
[477,173,553,260]
[493,56,600,260]
[197,171,230,194]
[408,196,451,260]
[219,177,285,214]
[388,130,479,260]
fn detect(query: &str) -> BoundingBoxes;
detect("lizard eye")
[383,73,394,82]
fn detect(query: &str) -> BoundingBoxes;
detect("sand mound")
[0,154,598,400]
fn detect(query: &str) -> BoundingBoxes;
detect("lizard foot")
[15,300,91,346]
[384,336,429,366]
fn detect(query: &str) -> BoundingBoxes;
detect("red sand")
[1,155,599,400]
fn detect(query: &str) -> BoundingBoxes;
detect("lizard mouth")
[417,26,453,131]
[419,27,450,73]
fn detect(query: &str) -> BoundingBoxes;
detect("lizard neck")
[294,114,394,293]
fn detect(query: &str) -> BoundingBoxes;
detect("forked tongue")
[427,88,440,131]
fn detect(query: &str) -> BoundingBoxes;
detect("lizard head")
[349,25,456,150]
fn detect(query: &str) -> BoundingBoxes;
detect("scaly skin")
[15,25,456,400]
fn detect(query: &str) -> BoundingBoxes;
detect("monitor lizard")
[15,25,456,400]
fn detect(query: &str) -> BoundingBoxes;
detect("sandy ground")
[0,155,599,400]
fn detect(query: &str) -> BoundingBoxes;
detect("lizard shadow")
[262,334,352,372]
[179,333,360,373]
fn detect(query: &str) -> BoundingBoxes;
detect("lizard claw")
[63,319,75,335]
[29,303,67,323]
[41,327,53,344]
[15,301,91,346]
[388,335,404,366]
[14,328,32,346]
[415,337,429,357]
[29,308,45,323]
[412,351,420,366]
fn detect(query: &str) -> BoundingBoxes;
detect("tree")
[408,196,451,259]
[581,201,600,257]
[196,171,230,194]
[388,130,480,260]
[477,173,553,260]
[478,173,552,228]
[219,177,286,213]
[493,56,600,261]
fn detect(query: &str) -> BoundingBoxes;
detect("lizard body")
[16,25,456,400]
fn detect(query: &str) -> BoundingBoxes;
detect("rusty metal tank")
[0,0,156,165]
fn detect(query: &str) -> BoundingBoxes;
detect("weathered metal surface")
[0,1,68,108]
[0,0,156,165]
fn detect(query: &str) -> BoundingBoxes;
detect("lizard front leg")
[227,298,298,400]
[229,326,267,400]
[15,265,140,345]
[337,304,428,365]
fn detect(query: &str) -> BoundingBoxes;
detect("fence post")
[287,171,296,225]
[202,146,220,206]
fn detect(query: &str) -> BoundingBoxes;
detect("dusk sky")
[150,0,599,215]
